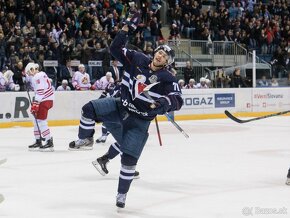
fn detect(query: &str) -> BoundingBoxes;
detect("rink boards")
[1,88,290,128]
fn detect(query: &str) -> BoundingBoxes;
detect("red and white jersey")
[0,72,6,91]
[0,72,17,91]
[31,71,54,102]
[72,71,91,90]
[195,83,208,89]
[93,76,114,90]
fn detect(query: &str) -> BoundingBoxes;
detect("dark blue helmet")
[154,45,175,66]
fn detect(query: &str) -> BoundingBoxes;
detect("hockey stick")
[224,110,290,124]
[25,82,44,141]
[142,85,189,139]
[164,112,189,138]
[154,117,162,146]
[139,82,163,145]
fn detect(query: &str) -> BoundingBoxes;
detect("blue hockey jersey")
[110,30,183,120]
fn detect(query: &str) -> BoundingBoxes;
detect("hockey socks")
[108,142,122,159]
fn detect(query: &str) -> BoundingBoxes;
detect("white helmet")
[3,70,14,81]
[25,63,36,75]
[34,63,40,70]
[200,77,206,82]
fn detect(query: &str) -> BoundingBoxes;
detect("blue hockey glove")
[124,9,141,31]
[150,97,170,115]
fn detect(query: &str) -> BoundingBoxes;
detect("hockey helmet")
[200,77,206,83]
[154,45,175,66]
[25,62,36,75]
[34,63,40,70]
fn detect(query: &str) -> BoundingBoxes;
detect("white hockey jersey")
[0,72,18,91]
[31,71,54,102]
[72,71,91,90]
[93,76,114,90]
[0,72,6,91]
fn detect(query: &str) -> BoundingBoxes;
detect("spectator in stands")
[0,0,287,91]
[169,23,180,42]
[57,79,71,91]
[12,61,25,91]
[185,79,196,89]
[271,78,279,87]
[258,75,270,87]
[59,60,74,88]
[183,61,195,84]
[72,64,91,91]
[271,46,287,78]
[22,20,36,37]
[230,68,247,88]
[143,41,154,58]
[150,16,161,48]
[91,71,114,90]
[0,33,6,70]
[109,60,121,81]
[178,79,186,89]
[215,68,230,88]
[195,77,209,89]
[91,41,109,80]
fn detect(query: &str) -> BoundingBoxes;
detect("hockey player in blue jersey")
[69,11,183,208]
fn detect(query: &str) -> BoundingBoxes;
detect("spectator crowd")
[167,0,289,87]
[0,0,166,92]
[0,0,289,92]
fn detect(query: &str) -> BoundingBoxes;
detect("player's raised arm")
[109,10,141,68]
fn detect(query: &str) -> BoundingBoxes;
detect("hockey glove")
[75,85,80,90]
[150,97,170,115]
[90,85,96,90]
[31,101,40,115]
[124,10,141,31]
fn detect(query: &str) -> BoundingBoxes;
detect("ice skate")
[96,135,107,143]
[116,193,126,208]
[28,139,42,151]
[92,154,109,176]
[286,178,290,186]
[69,137,94,151]
[39,138,54,152]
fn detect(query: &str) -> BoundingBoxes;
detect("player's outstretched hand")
[124,9,141,31]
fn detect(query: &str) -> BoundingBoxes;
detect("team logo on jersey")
[82,76,88,84]
[134,75,147,98]
[149,75,158,84]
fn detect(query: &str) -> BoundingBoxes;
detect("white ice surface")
[0,117,290,218]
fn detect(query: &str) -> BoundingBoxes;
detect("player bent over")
[25,63,54,151]
[69,17,183,208]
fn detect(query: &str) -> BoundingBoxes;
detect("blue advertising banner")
[215,93,235,108]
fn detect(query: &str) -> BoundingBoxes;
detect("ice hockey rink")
[0,117,289,218]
